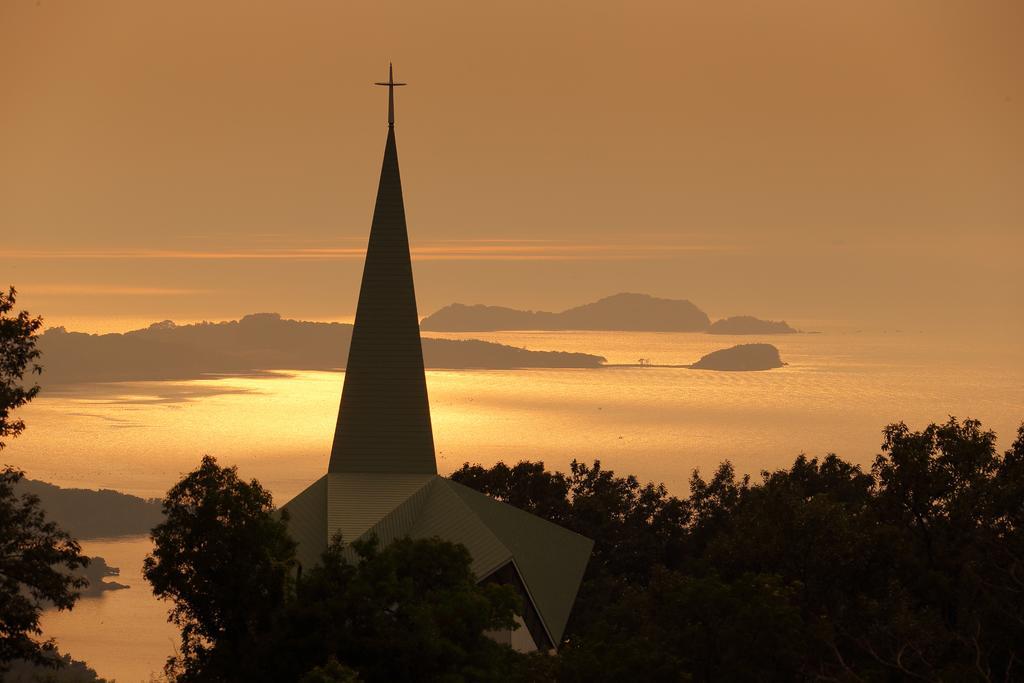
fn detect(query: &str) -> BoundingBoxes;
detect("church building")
[281,66,593,652]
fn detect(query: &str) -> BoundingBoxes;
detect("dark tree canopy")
[0,467,89,670]
[451,459,688,586]
[143,455,296,680]
[453,417,1024,682]
[0,287,43,450]
[238,535,523,683]
[297,657,362,683]
[144,418,1024,682]
[0,287,89,673]
[146,457,525,682]
[4,651,107,682]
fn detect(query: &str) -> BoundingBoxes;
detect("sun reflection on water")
[13,329,1023,681]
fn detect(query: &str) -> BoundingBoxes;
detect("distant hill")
[708,316,798,335]
[35,313,606,384]
[17,478,164,538]
[688,343,785,371]
[421,293,711,332]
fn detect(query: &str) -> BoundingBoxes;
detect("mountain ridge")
[421,293,799,334]
[36,313,606,384]
[421,293,711,332]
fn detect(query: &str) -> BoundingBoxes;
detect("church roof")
[283,473,593,646]
[328,88,435,475]
[282,66,592,648]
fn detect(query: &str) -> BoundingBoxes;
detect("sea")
[6,327,1022,682]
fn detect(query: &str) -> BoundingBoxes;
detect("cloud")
[20,284,210,296]
[3,241,733,262]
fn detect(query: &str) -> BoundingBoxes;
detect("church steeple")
[329,66,436,474]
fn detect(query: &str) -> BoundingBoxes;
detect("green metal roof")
[329,124,435,475]
[446,480,593,644]
[282,475,327,570]
[283,475,592,645]
[326,472,434,544]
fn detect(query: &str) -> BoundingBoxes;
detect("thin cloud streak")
[22,284,211,296]
[2,242,735,262]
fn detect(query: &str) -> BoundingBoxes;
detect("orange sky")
[1,1,1021,332]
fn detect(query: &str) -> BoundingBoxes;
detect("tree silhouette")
[146,457,524,682]
[298,657,362,682]
[0,468,90,670]
[239,535,523,682]
[0,287,89,672]
[144,455,296,681]
[0,287,43,450]
[453,418,1024,681]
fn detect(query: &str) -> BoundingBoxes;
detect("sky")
[1,0,1021,333]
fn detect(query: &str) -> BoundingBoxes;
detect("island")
[78,556,129,596]
[36,313,607,385]
[707,316,798,335]
[688,343,785,371]
[420,293,711,332]
[17,478,164,538]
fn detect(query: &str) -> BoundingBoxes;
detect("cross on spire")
[374,62,406,127]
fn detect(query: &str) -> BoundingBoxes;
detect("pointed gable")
[331,477,592,645]
[446,480,593,644]
[329,126,436,475]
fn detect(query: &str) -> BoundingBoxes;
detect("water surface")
[38,537,177,683]
[10,328,1022,681]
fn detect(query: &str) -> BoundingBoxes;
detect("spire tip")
[374,64,406,127]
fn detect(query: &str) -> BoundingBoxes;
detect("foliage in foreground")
[0,468,90,670]
[145,418,1024,681]
[453,417,1024,682]
[241,535,523,682]
[143,455,296,680]
[0,286,91,673]
[146,456,522,682]
[0,287,43,450]
[4,651,108,682]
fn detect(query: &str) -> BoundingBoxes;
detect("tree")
[564,459,689,585]
[298,657,362,683]
[865,418,1024,680]
[147,457,529,682]
[0,469,89,670]
[239,535,524,682]
[0,287,43,450]
[556,570,803,683]
[449,460,572,527]
[4,651,108,682]
[0,287,89,672]
[453,418,1024,681]
[451,459,689,586]
[143,455,296,681]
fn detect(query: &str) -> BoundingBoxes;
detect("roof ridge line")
[443,480,558,646]
[433,478,513,575]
